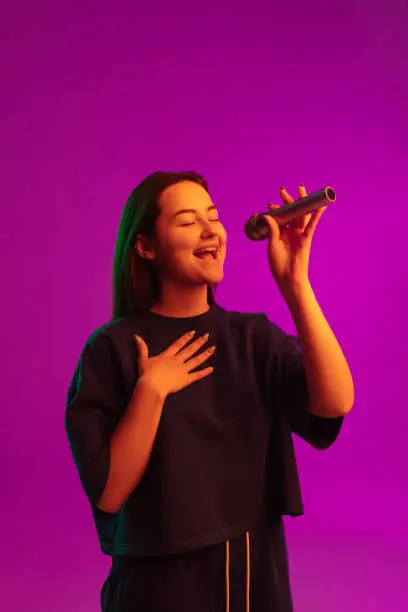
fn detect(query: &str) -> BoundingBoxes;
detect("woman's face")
[143,180,227,287]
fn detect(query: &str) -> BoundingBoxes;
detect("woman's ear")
[135,234,156,260]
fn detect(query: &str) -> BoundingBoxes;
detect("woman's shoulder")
[86,314,141,342]
[78,316,142,368]
[219,306,299,357]
[219,304,274,335]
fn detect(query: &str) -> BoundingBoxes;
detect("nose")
[200,219,217,237]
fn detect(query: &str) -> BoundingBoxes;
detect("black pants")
[101,518,293,612]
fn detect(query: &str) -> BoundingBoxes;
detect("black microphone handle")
[244,187,336,241]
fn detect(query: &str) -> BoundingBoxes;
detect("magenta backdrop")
[2,1,408,610]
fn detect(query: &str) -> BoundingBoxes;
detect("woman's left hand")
[263,184,327,294]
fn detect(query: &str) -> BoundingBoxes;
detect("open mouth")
[193,249,218,261]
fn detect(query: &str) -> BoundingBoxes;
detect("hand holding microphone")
[244,186,336,241]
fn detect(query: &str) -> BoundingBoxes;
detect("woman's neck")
[150,286,211,319]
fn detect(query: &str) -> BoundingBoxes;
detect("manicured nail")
[188,330,196,337]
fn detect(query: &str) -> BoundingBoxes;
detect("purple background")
[2,1,408,610]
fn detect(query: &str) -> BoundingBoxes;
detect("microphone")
[244,187,336,241]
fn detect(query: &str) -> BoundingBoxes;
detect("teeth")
[195,248,217,254]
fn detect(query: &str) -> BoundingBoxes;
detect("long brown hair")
[112,171,217,319]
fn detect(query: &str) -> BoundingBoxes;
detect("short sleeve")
[267,318,343,450]
[65,330,125,509]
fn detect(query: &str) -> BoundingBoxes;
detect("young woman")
[65,171,354,611]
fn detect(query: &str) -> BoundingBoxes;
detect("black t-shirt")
[65,303,343,557]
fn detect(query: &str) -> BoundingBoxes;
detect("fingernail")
[280,186,285,191]
[300,183,305,187]
[188,330,196,337]
[135,335,140,344]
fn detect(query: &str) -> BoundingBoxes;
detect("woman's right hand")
[135,331,215,399]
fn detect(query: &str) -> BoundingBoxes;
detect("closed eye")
[180,219,220,226]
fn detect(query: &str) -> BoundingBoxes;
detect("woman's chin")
[181,258,223,285]
[202,265,224,284]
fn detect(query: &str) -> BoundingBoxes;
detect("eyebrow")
[172,205,218,218]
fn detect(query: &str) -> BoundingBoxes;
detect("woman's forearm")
[282,281,354,418]
[97,377,165,513]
